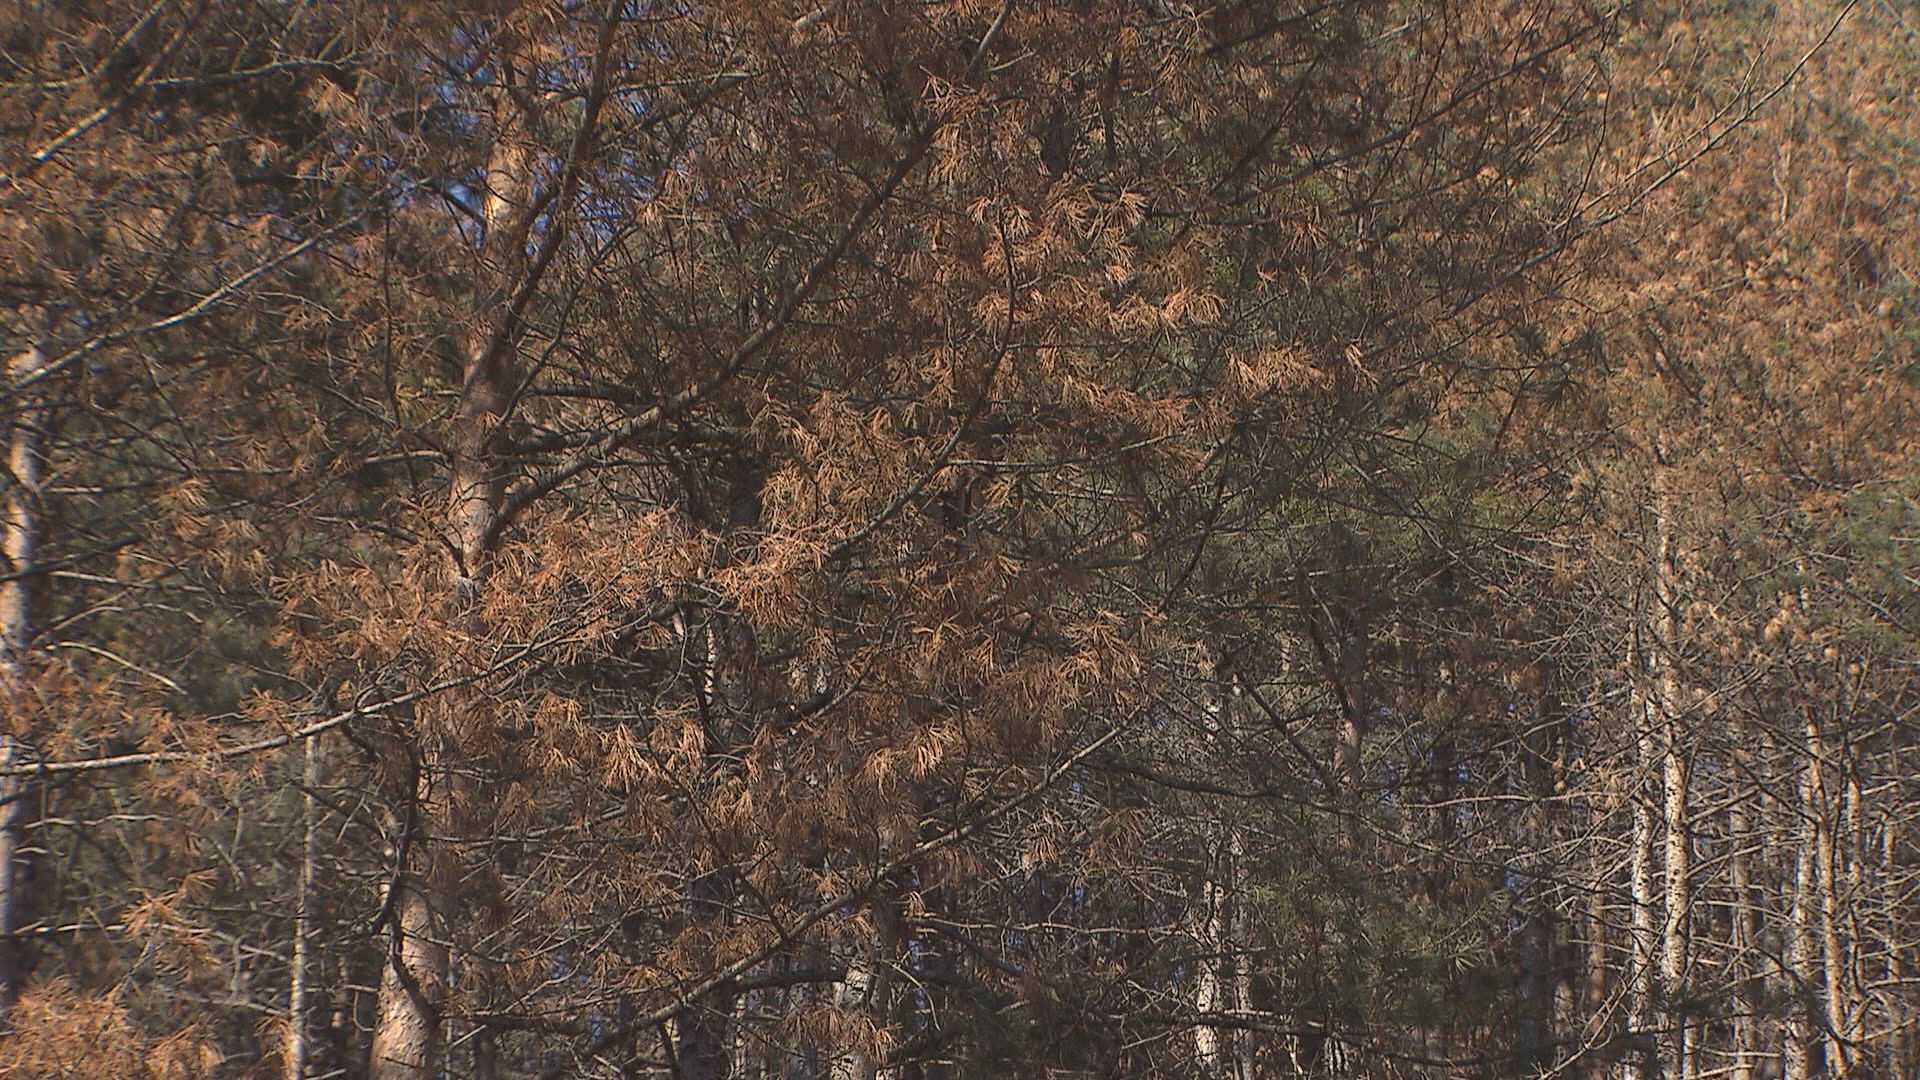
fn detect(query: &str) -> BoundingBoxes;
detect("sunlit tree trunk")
[371,845,450,1080]
[371,33,530,1080]
[1623,531,1662,1080]
[286,734,321,1078]
[1191,844,1225,1072]
[1626,787,1658,1080]
[0,333,46,1019]
[1652,493,1694,1080]
[1659,745,1692,1080]
[1805,706,1851,1078]
[1836,742,1866,1074]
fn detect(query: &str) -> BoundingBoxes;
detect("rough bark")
[1660,741,1692,1080]
[1584,883,1609,1028]
[1335,615,1368,800]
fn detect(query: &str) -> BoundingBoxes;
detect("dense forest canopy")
[1,1,1916,1078]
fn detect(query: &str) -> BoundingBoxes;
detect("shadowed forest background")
[2,1,1917,1077]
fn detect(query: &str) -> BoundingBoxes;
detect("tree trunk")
[1806,709,1850,1078]
[1585,878,1608,1025]
[1660,740,1691,1080]
[1880,819,1906,1077]
[1626,791,1658,1080]
[835,888,904,1080]
[370,32,530,1079]
[0,335,46,1020]
[288,734,322,1078]
[1227,826,1252,1080]
[1783,790,1815,1080]
[1728,759,1759,1080]
[676,865,736,1080]
[1516,701,1554,1070]
[1653,495,1692,1080]
[1336,616,1368,799]
[370,856,453,1080]
[1624,558,1661,1080]
[1191,845,1224,1072]
[1190,827,1250,1078]
[1189,660,1251,1078]
[672,451,767,1079]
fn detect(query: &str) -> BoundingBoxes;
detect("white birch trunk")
[1189,661,1250,1078]
[1626,792,1658,1080]
[287,735,321,1078]
[0,337,46,1018]
[1653,494,1693,1080]
[1624,525,1662,1080]
[1190,837,1228,1074]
